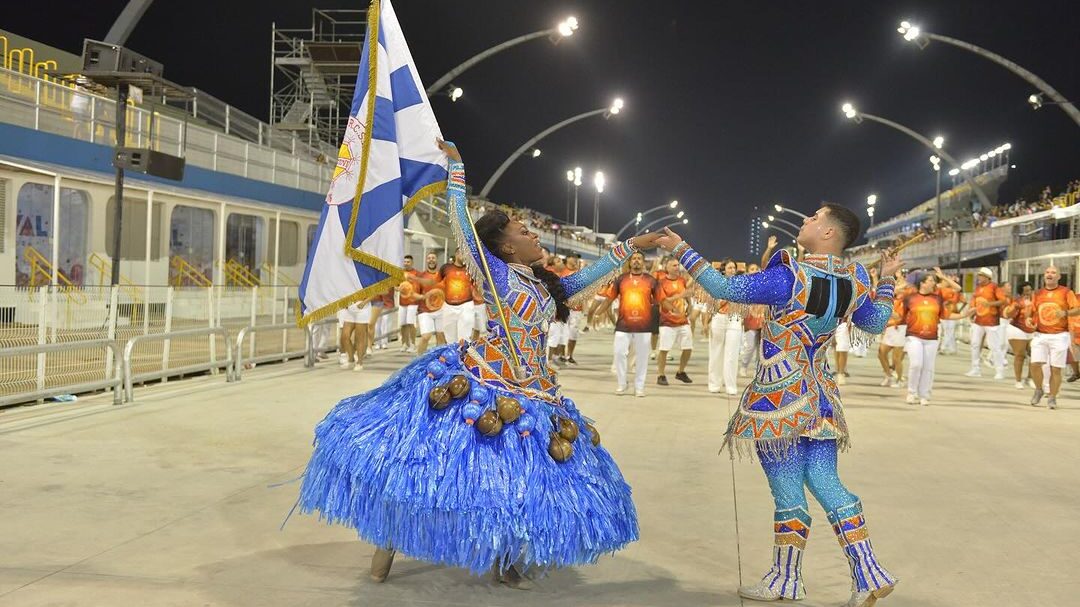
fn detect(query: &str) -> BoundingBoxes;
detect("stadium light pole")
[930,154,943,226]
[592,171,605,234]
[564,170,574,223]
[637,213,687,236]
[765,215,802,233]
[773,204,809,220]
[898,21,1080,130]
[866,194,877,227]
[480,98,625,199]
[841,102,993,209]
[615,200,678,239]
[572,167,583,225]
[426,16,579,96]
[761,221,799,241]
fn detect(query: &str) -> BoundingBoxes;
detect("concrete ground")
[1,330,1077,607]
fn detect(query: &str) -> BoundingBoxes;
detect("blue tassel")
[298,344,639,575]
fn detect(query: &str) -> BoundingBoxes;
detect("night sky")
[7,0,1079,259]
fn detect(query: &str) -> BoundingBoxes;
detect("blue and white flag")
[298,0,447,325]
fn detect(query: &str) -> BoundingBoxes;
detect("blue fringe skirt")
[298,345,639,574]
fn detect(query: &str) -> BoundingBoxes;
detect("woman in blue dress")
[299,141,662,586]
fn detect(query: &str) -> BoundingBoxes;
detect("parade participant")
[655,257,694,385]
[707,259,743,395]
[337,298,371,370]
[966,267,1008,379]
[415,252,445,354]
[649,256,669,360]
[369,287,394,351]
[657,203,902,607]
[901,269,963,406]
[877,270,909,387]
[471,273,486,341]
[300,141,660,586]
[938,274,963,355]
[740,263,766,376]
[398,255,422,353]
[833,319,851,385]
[601,252,659,396]
[547,255,570,364]
[562,254,584,364]
[439,248,477,344]
[1068,315,1080,383]
[1029,266,1080,409]
[1003,282,1036,388]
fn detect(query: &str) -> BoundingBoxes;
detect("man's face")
[797,207,836,250]
[1021,284,1033,297]
[425,253,438,270]
[453,248,464,266]
[977,274,990,286]
[724,262,737,277]
[747,263,760,274]
[664,259,680,276]
[1044,266,1060,288]
[403,257,414,270]
[629,253,646,273]
[565,256,580,271]
[552,257,565,271]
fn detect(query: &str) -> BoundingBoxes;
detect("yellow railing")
[261,262,297,287]
[170,256,212,287]
[88,252,143,306]
[221,259,261,287]
[22,246,86,304]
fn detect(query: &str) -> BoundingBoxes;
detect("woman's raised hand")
[653,227,684,251]
[436,139,462,162]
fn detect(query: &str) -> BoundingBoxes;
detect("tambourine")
[398,281,415,299]
[1037,302,1063,325]
[424,288,446,311]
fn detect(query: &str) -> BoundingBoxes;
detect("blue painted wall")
[0,122,326,210]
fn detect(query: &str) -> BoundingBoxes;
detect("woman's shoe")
[842,583,894,607]
[370,548,396,582]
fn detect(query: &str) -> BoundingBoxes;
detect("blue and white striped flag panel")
[298,0,447,325]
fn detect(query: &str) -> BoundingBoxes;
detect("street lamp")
[565,169,575,223]
[840,101,992,209]
[426,16,580,96]
[866,194,877,227]
[761,221,799,241]
[531,148,541,158]
[930,155,943,226]
[614,199,679,239]
[479,98,626,198]
[593,171,605,234]
[637,213,688,235]
[447,86,464,102]
[933,135,944,149]
[897,20,1080,130]
[766,215,802,233]
[773,203,809,220]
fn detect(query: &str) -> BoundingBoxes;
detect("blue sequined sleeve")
[672,243,794,306]
[561,240,639,307]
[446,160,511,302]
[851,277,895,335]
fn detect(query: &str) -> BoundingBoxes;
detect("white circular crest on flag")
[327,116,367,206]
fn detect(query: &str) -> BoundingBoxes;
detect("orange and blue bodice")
[674,244,895,454]
[446,161,637,402]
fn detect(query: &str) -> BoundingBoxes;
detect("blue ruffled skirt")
[298,344,639,574]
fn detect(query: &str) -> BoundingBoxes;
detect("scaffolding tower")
[270,9,366,150]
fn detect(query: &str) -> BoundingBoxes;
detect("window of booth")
[15,182,90,287]
[225,213,265,272]
[169,205,215,283]
[105,196,164,261]
[267,218,300,266]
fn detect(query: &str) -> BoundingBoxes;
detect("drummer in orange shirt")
[900,269,965,405]
[1029,266,1080,409]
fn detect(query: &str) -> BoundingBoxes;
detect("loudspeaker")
[114,148,185,181]
[82,40,164,77]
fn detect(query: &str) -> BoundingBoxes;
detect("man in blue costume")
[656,204,903,607]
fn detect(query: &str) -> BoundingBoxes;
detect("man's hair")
[404,254,413,260]
[821,203,862,249]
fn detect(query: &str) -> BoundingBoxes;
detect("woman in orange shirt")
[1003,282,1036,389]
[901,271,966,405]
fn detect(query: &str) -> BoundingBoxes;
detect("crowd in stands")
[466,198,595,243]
[851,178,1080,256]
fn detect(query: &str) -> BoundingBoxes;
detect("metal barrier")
[305,318,341,368]
[233,323,308,381]
[123,327,233,402]
[0,340,123,408]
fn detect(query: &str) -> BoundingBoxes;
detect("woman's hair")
[474,210,569,322]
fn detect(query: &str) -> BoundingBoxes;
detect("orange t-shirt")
[744,305,765,330]
[416,270,441,313]
[938,286,962,313]
[1005,295,1036,334]
[902,292,945,340]
[887,296,905,328]
[972,282,1007,326]
[612,273,658,333]
[656,276,690,327]
[440,263,474,306]
[400,269,423,306]
[1032,286,1079,334]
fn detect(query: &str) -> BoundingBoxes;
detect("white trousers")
[941,319,958,353]
[970,322,1005,370]
[441,301,475,344]
[567,310,584,341]
[375,312,391,347]
[614,331,651,391]
[905,336,939,399]
[740,329,760,369]
[709,314,743,391]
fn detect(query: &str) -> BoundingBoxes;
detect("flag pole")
[460,202,526,380]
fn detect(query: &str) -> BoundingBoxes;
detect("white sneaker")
[615,386,627,396]
[725,387,738,396]
[920,398,930,406]
[1014,381,1025,389]
[879,376,892,387]
[1026,378,1037,388]
[889,379,901,388]
[708,386,722,394]
[407,345,417,354]
[353,362,364,371]
[993,369,1005,380]
[649,351,657,360]
[905,393,917,405]
[964,369,982,378]
[339,360,352,369]
[635,389,646,398]
[837,373,847,385]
